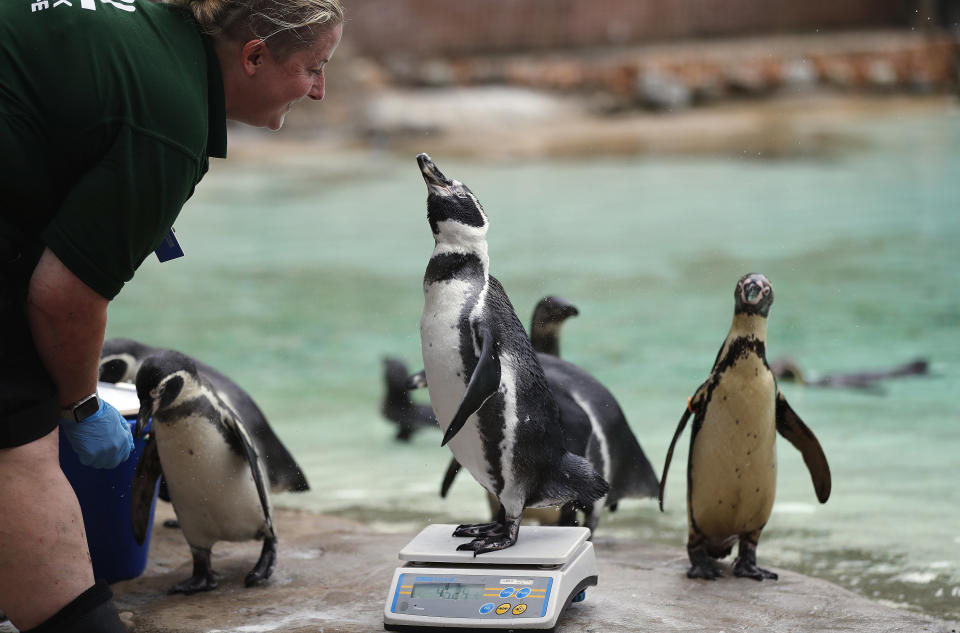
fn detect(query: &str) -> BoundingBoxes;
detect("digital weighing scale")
[383,524,597,632]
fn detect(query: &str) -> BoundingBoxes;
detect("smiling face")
[222,21,343,131]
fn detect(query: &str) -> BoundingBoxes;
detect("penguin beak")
[561,304,580,318]
[134,407,149,438]
[417,153,453,190]
[744,283,763,304]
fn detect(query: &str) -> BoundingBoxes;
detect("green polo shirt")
[0,0,227,299]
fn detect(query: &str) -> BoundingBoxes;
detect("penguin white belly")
[155,416,269,549]
[690,357,777,538]
[421,279,500,496]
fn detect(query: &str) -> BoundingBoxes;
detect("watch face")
[75,395,101,422]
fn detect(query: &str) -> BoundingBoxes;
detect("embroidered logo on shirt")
[31,0,136,12]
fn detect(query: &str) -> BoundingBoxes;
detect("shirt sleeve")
[42,124,202,300]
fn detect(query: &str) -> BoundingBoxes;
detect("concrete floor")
[87,504,957,633]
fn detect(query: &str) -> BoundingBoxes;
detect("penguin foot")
[245,537,278,587]
[733,558,778,581]
[168,572,220,595]
[453,521,501,538]
[686,562,723,580]
[686,547,722,580]
[457,534,517,555]
[170,547,220,594]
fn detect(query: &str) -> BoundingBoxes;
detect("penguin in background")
[131,350,277,593]
[659,273,831,581]
[440,295,660,533]
[529,295,579,357]
[380,356,436,441]
[100,338,309,494]
[416,153,608,554]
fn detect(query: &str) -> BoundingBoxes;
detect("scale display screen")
[410,582,485,601]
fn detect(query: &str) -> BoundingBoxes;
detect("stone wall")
[344,0,916,57]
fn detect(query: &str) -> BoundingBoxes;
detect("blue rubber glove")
[60,400,135,469]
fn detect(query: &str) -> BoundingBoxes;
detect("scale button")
[515,587,531,599]
[499,587,515,598]
[479,603,495,615]
[495,603,511,615]
[512,604,527,615]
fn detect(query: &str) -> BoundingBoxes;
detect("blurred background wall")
[344,0,955,57]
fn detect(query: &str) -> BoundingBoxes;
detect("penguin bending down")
[100,338,309,494]
[416,153,608,554]
[439,296,659,533]
[659,274,831,581]
[131,351,277,593]
[380,357,437,441]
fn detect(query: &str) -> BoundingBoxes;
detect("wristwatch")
[61,393,101,423]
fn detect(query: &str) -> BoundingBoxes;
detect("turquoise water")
[108,103,960,622]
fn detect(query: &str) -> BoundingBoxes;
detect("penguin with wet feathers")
[100,337,309,494]
[131,350,277,593]
[440,295,659,533]
[416,153,608,553]
[659,273,831,580]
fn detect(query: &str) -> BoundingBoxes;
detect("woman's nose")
[308,74,325,101]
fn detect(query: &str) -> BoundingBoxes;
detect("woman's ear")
[240,39,268,77]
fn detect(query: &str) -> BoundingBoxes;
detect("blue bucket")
[58,382,159,584]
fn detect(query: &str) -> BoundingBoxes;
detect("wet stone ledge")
[72,505,960,633]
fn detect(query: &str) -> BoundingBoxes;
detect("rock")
[636,68,693,111]
[101,504,958,633]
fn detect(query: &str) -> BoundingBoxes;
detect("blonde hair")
[164,0,343,59]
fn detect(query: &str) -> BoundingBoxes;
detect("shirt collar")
[201,34,228,159]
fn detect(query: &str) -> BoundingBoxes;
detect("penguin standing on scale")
[440,295,660,533]
[415,153,608,554]
[659,273,831,580]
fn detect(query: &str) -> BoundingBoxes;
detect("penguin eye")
[762,287,770,296]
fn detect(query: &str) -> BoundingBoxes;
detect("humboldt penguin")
[770,355,929,394]
[380,356,436,441]
[416,153,608,553]
[529,295,579,357]
[439,296,659,533]
[100,338,309,493]
[131,350,277,593]
[659,273,831,580]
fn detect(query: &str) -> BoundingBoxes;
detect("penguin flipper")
[775,390,831,503]
[228,415,276,539]
[440,327,501,447]
[440,457,462,498]
[131,437,163,546]
[658,407,690,512]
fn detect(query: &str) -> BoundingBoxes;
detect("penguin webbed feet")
[452,520,501,539]
[733,544,778,581]
[244,536,278,587]
[169,547,221,594]
[458,533,517,556]
[686,547,723,581]
[454,514,520,556]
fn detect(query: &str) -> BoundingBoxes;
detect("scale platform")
[383,524,597,632]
